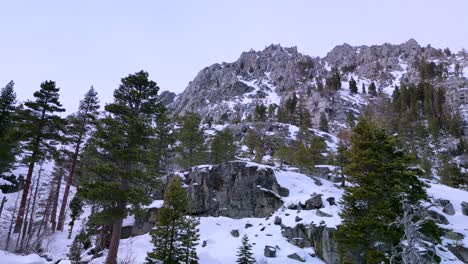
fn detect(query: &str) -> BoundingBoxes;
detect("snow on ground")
[87,168,343,264]
[0,250,47,264]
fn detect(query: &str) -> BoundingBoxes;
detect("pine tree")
[80,71,162,264]
[319,112,329,132]
[152,109,175,177]
[296,96,311,128]
[335,118,427,263]
[368,82,377,96]
[180,216,200,264]
[349,77,358,94]
[176,113,206,168]
[15,80,66,233]
[68,194,84,239]
[236,235,255,264]
[57,86,100,231]
[146,176,190,264]
[0,81,18,176]
[255,103,267,122]
[211,128,237,164]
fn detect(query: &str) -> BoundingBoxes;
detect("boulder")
[183,162,284,218]
[461,201,468,216]
[287,253,306,262]
[231,229,240,237]
[274,216,282,225]
[444,231,464,241]
[304,194,323,210]
[428,210,449,225]
[326,197,336,206]
[316,209,332,218]
[121,207,159,238]
[437,199,455,215]
[449,245,468,263]
[295,216,303,222]
[264,246,277,258]
[245,223,253,229]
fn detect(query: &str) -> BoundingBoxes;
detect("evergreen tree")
[0,81,18,176]
[153,109,175,176]
[68,229,92,264]
[211,128,237,164]
[254,103,267,122]
[274,143,294,168]
[335,118,427,263]
[176,113,206,168]
[80,71,162,264]
[319,112,329,132]
[57,86,100,231]
[15,80,66,233]
[68,194,84,239]
[146,176,196,264]
[368,82,377,96]
[180,216,200,264]
[349,77,358,94]
[439,159,466,188]
[236,235,255,264]
[296,97,311,128]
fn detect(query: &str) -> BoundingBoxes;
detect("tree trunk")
[14,159,36,233]
[50,171,63,232]
[5,192,20,251]
[25,165,42,251]
[57,133,83,231]
[0,197,7,218]
[105,216,124,264]
[37,188,53,237]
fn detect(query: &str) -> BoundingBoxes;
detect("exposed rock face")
[168,40,467,133]
[264,246,277,258]
[449,245,468,263]
[121,207,159,239]
[281,223,340,264]
[182,162,286,218]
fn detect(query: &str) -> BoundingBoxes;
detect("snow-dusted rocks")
[182,161,287,218]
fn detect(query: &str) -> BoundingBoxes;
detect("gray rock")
[461,201,468,216]
[449,245,468,263]
[295,216,303,222]
[260,226,266,232]
[274,216,282,225]
[428,210,449,225]
[316,209,332,218]
[444,231,464,241]
[287,253,305,262]
[245,223,253,229]
[121,207,159,238]
[437,199,455,215]
[264,246,277,258]
[182,161,284,218]
[231,229,240,237]
[326,197,336,206]
[304,194,323,210]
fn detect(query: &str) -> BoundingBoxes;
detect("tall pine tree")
[176,113,206,168]
[0,81,19,178]
[211,128,237,164]
[56,86,100,231]
[15,80,66,233]
[335,118,427,263]
[80,71,162,264]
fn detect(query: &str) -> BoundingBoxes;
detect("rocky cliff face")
[165,39,468,132]
[180,161,288,218]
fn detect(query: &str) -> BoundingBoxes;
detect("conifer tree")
[176,113,206,168]
[319,112,329,132]
[0,81,18,176]
[336,118,427,263]
[80,71,162,264]
[152,109,175,177]
[15,80,66,233]
[236,235,255,264]
[68,194,84,239]
[211,128,237,164]
[368,82,377,96]
[254,103,267,122]
[57,86,100,231]
[349,77,358,94]
[296,97,311,128]
[146,176,199,264]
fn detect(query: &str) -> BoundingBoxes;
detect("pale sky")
[1,0,467,113]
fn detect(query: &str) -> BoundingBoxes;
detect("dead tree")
[0,197,7,218]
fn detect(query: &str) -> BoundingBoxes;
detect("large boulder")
[428,210,449,225]
[121,207,159,238]
[183,162,285,218]
[264,246,277,258]
[437,199,455,216]
[449,245,468,263]
[287,253,306,262]
[303,194,323,210]
[461,201,468,216]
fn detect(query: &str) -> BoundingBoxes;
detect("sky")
[0,0,467,113]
